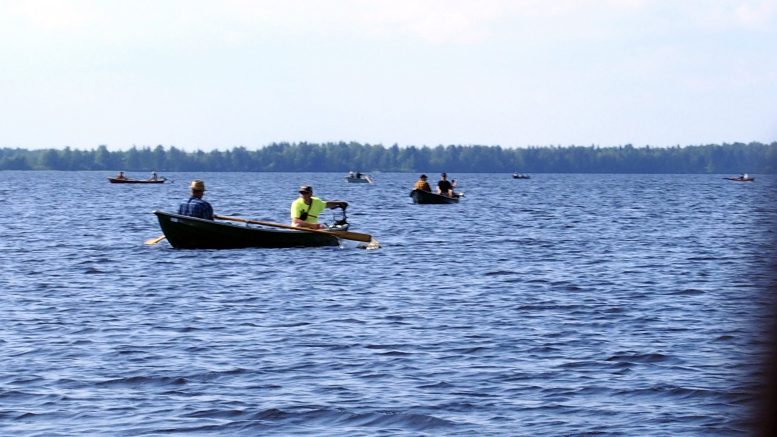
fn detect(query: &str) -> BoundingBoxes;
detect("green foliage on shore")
[1,142,775,173]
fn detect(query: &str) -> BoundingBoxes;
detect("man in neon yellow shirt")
[291,185,349,229]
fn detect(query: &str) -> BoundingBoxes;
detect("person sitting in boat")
[291,185,348,230]
[178,179,214,220]
[413,174,431,192]
[348,171,355,178]
[356,171,362,179]
[116,171,127,180]
[437,172,454,197]
[150,171,158,181]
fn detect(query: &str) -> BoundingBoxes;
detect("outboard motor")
[327,205,350,231]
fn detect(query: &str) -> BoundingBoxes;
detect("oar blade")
[145,235,167,245]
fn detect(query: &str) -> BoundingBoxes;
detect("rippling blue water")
[1,171,775,436]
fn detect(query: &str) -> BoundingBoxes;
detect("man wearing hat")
[437,172,454,197]
[178,179,214,220]
[413,174,431,192]
[291,185,348,229]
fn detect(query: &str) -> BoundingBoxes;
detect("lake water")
[1,171,775,436]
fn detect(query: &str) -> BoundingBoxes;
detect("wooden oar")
[214,214,373,243]
[145,235,166,245]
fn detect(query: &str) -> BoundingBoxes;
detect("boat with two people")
[109,171,167,184]
[723,173,755,182]
[512,172,531,179]
[150,210,372,249]
[345,171,373,184]
[409,189,461,204]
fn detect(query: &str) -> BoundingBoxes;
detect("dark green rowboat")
[409,189,460,204]
[154,211,340,249]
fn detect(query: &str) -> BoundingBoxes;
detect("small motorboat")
[409,189,460,204]
[512,173,530,179]
[345,173,373,184]
[723,174,755,182]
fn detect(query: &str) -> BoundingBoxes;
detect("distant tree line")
[1,142,775,173]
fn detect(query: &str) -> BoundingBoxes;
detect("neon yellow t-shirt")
[290,197,326,224]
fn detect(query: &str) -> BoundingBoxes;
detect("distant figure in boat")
[116,171,127,180]
[178,179,214,220]
[726,173,755,182]
[150,171,158,181]
[345,171,372,183]
[437,172,454,197]
[413,174,431,192]
[291,185,348,230]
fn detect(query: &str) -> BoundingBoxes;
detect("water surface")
[1,171,775,435]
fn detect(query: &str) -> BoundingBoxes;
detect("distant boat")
[345,174,373,184]
[512,173,530,179]
[108,177,167,184]
[409,189,460,204]
[723,175,754,182]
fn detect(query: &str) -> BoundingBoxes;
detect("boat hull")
[345,176,371,183]
[154,211,340,249]
[109,178,166,184]
[409,189,459,204]
[724,177,754,182]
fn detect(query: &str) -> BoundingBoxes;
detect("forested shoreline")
[1,142,775,173]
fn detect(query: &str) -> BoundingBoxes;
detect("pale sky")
[1,0,776,151]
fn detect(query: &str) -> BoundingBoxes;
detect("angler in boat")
[178,179,214,220]
[292,185,349,230]
[413,174,431,192]
[437,172,454,197]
